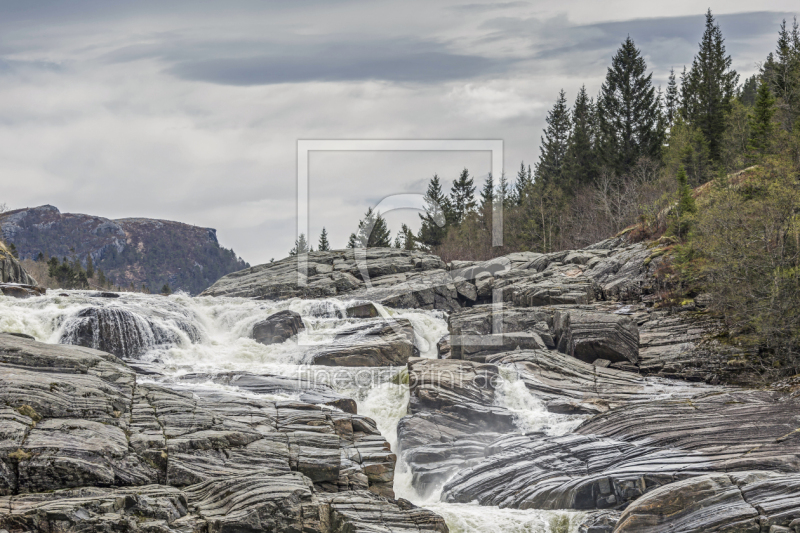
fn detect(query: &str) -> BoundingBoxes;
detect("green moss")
[16,404,41,423]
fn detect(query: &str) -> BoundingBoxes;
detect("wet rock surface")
[252,309,306,345]
[0,333,445,532]
[311,318,419,366]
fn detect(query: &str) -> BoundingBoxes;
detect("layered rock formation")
[0,333,446,532]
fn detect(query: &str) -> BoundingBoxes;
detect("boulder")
[59,306,200,359]
[0,242,37,285]
[554,310,639,364]
[252,309,305,345]
[311,318,418,366]
[0,283,45,299]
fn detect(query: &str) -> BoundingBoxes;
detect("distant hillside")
[0,205,249,295]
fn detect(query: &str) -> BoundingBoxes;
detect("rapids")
[0,290,585,532]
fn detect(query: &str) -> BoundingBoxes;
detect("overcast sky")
[1,1,797,264]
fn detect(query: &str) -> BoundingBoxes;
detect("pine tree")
[86,254,94,279]
[762,18,800,130]
[514,162,532,205]
[535,89,571,187]
[317,227,330,251]
[449,168,476,225]
[98,269,107,287]
[681,9,739,163]
[36,252,44,262]
[351,208,391,248]
[749,80,777,156]
[8,243,18,258]
[597,36,664,175]
[417,174,450,248]
[563,85,597,191]
[665,68,680,124]
[161,284,172,295]
[289,233,310,256]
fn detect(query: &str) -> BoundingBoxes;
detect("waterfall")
[0,289,583,533]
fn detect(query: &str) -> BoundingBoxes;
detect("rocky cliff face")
[0,241,36,286]
[0,205,248,294]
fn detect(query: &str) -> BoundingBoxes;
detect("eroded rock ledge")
[0,333,447,532]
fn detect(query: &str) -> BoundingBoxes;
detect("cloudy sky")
[1,1,797,263]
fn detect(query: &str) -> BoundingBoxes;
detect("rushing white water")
[0,290,583,532]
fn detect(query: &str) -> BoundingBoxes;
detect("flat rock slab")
[311,318,418,366]
[0,283,45,299]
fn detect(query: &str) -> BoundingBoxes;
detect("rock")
[554,310,639,364]
[345,301,381,318]
[436,334,451,359]
[0,283,45,299]
[0,485,191,532]
[59,306,200,359]
[448,305,554,361]
[0,243,37,286]
[578,510,620,533]
[90,291,121,298]
[252,309,305,345]
[321,490,449,533]
[0,333,413,524]
[441,387,800,512]
[311,318,418,366]
[614,472,800,532]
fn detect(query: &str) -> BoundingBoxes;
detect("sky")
[0,1,797,264]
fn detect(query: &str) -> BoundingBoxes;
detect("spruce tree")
[479,174,494,208]
[318,227,330,251]
[514,162,532,205]
[739,75,759,107]
[394,224,415,250]
[497,172,512,210]
[563,85,596,191]
[161,283,172,295]
[681,9,739,163]
[665,68,680,124]
[597,37,664,175]
[535,89,571,187]
[749,80,777,156]
[289,233,310,256]
[449,168,476,226]
[86,254,94,279]
[417,174,450,248]
[671,165,696,239]
[351,208,391,248]
[762,18,800,130]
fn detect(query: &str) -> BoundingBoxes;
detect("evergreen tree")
[739,74,759,107]
[317,227,330,251]
[36,252,44,262]
[535,89,571,187]
[749,80,777,155]
[8,243,18,258]
[393,224,415,250]
[665,68,680,124]
[98,269,107,287]
[762,18,800,130]
[351,207,391,248]
[417,174,450,248]
[449,168,476,225]
[479,173,494,208]
[681,9,739,163]
[289,233,310,256]
[563,85,597,191]
[670,165,696,239]
[161,284,172,295]
[514,162,532,205]
[86,254,94,279]
[596,36,664,175]
[497,172,512,210]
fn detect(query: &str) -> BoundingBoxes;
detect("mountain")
[0,205,249,294]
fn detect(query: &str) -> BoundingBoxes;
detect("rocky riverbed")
[1,237,798,532]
